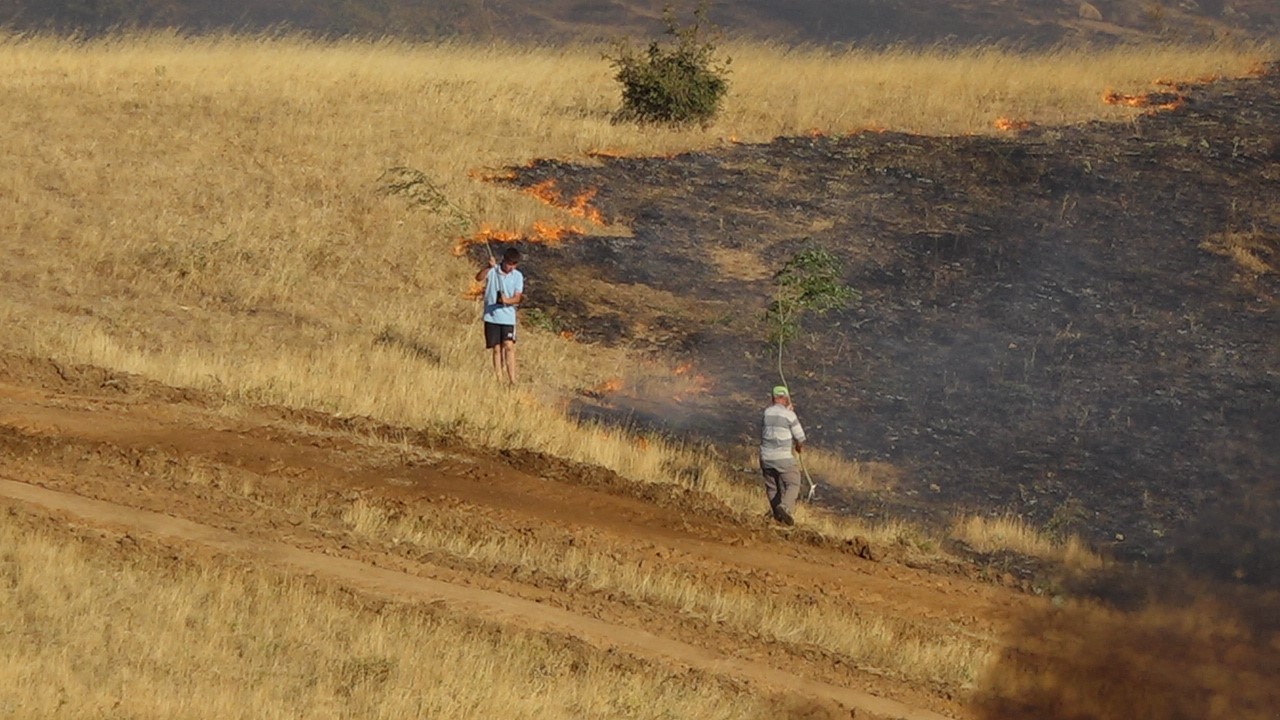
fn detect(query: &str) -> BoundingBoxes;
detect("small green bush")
[608,2,730,127]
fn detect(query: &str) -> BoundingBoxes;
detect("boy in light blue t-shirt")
[474,248,524,384]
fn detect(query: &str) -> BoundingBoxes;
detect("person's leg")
[486,323,515,383]
[776,466,801,525]
[485,323,504,382]
[761,467,782,516]
[491,345,505,381]
[502,339,518,384]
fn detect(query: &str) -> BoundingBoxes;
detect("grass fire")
[0,28,1275,720]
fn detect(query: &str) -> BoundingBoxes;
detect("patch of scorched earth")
[472,66,1280,578]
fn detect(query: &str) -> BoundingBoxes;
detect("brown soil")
[3,352,1278,718]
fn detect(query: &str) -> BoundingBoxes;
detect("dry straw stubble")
[0,508,777,719]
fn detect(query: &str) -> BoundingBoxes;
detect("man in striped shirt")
[760,385,807,526]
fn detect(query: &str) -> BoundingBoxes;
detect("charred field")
[483,65,1279,580]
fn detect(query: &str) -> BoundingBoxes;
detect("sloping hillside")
[492,65,1280,578]
[4,350,1279,719]
[1,35,1276,719]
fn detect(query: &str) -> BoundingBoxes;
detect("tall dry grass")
[0,509,780,719]
[341,496,993,689]
[1,32,1270,562]
[953,514,1104,569]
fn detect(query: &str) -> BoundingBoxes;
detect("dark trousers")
[761,464,801,514]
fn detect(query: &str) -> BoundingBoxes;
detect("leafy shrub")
[607,2,730,127]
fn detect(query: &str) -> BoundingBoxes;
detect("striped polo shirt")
[760,403,806,469]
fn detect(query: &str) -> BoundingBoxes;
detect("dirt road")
[3,353,1276,719]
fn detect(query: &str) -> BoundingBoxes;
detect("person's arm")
[474,258,495,283]
[791,413,806,453]
[502,273,525,306]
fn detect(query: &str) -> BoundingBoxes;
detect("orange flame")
[587,148,629,159]
[1103,90,1148,107]
[807,128,826,138]
[453,224,524,256]
[523,180,605,225]
[670,360,714,396]
[559,330,576,340]
[531,220,585,243]
[525,179,561,205]
[1102,90,1183,112]
[570,191,605,225]
[995,117,1031,132]
[453,219,588,257]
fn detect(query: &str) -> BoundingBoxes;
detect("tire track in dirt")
[9,363,1278,720]
[0,355,1023,717]
[0,379,1035,630]
[0,477,952,720]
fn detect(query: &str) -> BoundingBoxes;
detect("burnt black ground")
[494,66,1280,579]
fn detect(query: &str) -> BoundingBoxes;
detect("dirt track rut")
[0,477,950,720]
[4,355,1278,719]
[0,354,1023,718]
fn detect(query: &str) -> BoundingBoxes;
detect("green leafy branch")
[377,166,471,234]
[766,246,860,388]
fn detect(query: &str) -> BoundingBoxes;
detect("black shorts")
[484,322,516,349]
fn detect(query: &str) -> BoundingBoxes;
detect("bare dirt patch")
[0,353,978,717]
[2,352,1277,718]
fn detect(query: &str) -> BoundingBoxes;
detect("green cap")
[772,385,789,397]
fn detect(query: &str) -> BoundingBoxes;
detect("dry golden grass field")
[1,33,1277,719]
